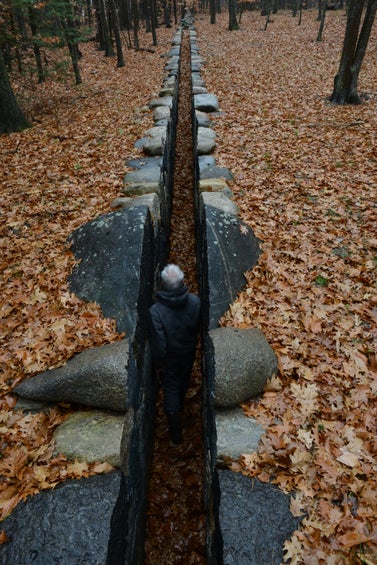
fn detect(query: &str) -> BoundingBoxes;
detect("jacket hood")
[157,285,189,308]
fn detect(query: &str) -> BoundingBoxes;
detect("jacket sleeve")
[149,306,167,365]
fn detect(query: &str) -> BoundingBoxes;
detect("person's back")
[149,264,201,444]
[149,283,200,361]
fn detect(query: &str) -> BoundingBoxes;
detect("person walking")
[149,264,201,444]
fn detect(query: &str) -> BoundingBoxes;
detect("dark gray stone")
[218,470,301,565]
[14,340,129,412]
[210,327,278,407]
[203,205,261,328]
[149,97,172,109]
[124,164,161,185]
[200,161,234,181]
[0,472,122,565]
[68,207,154,335]
[126,157,162,170]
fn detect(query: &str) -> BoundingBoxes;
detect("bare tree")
[330,0,377,104]
[0,49,30,134]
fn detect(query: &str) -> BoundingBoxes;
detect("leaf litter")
[196,10,376,564]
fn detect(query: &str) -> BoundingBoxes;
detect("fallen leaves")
[197,9,377,564]
[1,27,173,525]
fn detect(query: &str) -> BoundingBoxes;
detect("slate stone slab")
[14,340,129,412]
[68,207,153,335]
[0,472,122,565]
[203,205,261,328]
[218,470,301,565]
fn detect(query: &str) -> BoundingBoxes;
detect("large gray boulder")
[209,327,278,407]
[14,340,130,412]
[53,410,125,466]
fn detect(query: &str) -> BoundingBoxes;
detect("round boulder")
[209,327,278,407]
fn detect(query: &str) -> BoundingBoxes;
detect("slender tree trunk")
[349,0,377,95]
[28,6,45,83]
[330,0,376,104]
[317,0,327,39]
[229,0,239,29]
[210,0,216,23]
[61,0,82,85]
[132,0,140,50]
[0,49,30,134]
[108,0,125,66]
[149,0,157,45]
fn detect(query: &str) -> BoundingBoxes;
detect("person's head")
[160,264,184,291]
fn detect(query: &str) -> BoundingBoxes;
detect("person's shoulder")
[188,293,200,305]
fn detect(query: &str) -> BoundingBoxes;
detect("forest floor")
[1,8,376,564]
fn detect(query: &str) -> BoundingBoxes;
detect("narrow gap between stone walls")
[144,28,206,564]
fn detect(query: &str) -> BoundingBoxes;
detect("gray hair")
[161,264,184,290]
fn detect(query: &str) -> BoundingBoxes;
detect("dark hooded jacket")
[149,284,201,365]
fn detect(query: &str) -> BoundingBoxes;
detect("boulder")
[199,178,230,193]
[53,410,125,466]
[142,126,167,156]
[111,193,160,228]
[209,327,278,407]
[202,205,261,327]
[215,407,264,461]
[153,105,170,122]
[201,192,239,216]
[14,340,130,412]
[122,181,160,196]
[124,164,161,185]
[149,96,172,109]
[199,160,234,181]
[195,110,211,128]
[194,93,219,112]
[197,127,216,155]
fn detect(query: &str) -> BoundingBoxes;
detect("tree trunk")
[132,0,140,50]
[0,49,30,134]
[330,0,376,104]
[108,0,125,67]
[61,0,82,85]
[210,0,216,23]
[317,0,327,38]
[149,0,157,46]
[28,6,45,83]
[228,0,239,29]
